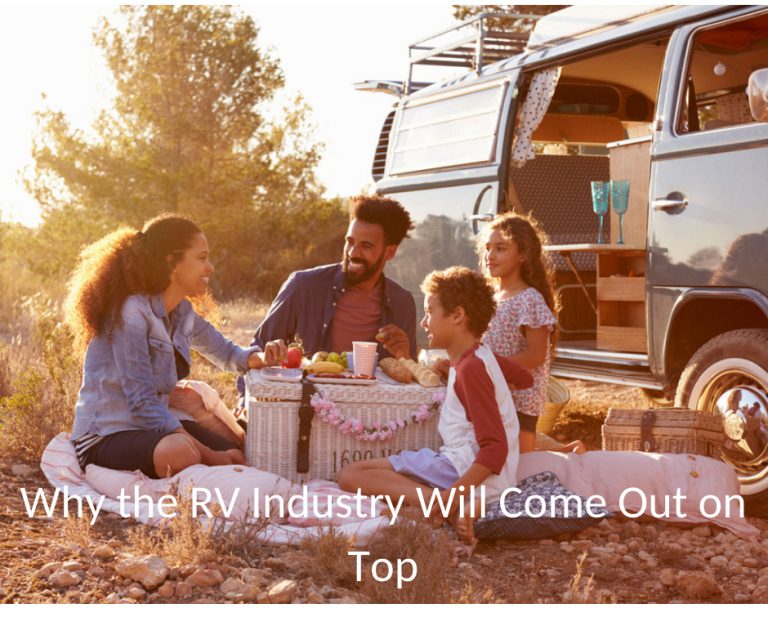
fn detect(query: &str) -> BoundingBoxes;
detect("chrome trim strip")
[551,366,663,390]
[555,346,650,367]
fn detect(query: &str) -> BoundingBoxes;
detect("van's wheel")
[675,328,768,517]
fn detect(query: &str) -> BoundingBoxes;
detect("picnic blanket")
[40,433,390,546]
[518,450,760,539]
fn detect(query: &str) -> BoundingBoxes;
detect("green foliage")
[28,5,347,299]
[452,4,567,32]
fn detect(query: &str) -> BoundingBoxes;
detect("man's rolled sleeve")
[253,271,299,349]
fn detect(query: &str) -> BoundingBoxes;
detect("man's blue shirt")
[237,263,417,399]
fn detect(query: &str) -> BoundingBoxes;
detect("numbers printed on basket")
[333,448,401,473]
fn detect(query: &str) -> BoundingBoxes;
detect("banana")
[305,361,344,375]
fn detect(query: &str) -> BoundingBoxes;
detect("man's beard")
[342,251,386,286]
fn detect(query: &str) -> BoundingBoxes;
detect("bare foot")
[567,440,586,454]
[448,509,477,546]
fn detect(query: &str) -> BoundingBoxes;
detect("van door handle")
[652,192,688,214]
[470,213,495,235]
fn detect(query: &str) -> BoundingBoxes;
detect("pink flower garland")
[310,391,446,442]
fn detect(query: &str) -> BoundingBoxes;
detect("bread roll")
[379,357,413,384]
[398,357,441,388]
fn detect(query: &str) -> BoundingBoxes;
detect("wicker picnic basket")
[245,371,444,483]
[535,376,570,435]
[602,408,724,457]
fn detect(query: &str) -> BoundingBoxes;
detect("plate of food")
[307,373,377,386]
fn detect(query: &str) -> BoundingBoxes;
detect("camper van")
[356,5,768,512]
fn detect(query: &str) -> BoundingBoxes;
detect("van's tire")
[675,328,768,517]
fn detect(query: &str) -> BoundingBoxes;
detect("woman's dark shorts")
[81,420,238,479]
[518,412,539,434]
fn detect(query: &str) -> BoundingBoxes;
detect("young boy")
[337,266,533,544]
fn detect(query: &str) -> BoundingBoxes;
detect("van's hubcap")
[689,359,768,494]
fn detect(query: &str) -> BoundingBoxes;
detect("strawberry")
[283,346,303,369]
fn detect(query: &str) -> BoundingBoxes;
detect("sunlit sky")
[0,3,461,227]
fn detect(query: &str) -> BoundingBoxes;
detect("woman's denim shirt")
[71,293,258,439]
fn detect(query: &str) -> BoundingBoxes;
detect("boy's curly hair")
[421,266,496,338]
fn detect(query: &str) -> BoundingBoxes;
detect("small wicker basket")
[602,408,724,457]
[535,376,571,435]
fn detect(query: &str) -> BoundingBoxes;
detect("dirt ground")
[2,380,768,604]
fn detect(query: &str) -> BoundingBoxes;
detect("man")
[236,194,417,403]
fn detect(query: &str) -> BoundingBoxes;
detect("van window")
[676,12,768,134]
[388,81,507,175]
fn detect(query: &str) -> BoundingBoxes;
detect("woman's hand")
[247,351,266,370]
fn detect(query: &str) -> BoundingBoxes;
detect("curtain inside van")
[511,67,562,167]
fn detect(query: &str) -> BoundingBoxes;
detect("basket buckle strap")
[640,410,657,452]
[297,375,317,473]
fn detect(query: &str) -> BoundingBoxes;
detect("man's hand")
[264,340,288,366]
[376,324,410,359]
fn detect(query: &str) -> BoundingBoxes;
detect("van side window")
[676,13,768,134]
[388,80,507,175]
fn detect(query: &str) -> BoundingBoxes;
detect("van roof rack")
[407,12,542,92]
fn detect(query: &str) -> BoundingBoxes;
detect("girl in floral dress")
[480,213,585,455]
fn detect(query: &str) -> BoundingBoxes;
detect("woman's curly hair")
[421,266,497,338]
[477,212,560,351]
[65,214,202,348]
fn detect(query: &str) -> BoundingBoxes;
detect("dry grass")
[59,513,94,549]
[358,509,454,603]
[124,483,272,567]
[216,298,269,347]
[298,527,359,588]
[563,551,615,603]
[297,511,456,603]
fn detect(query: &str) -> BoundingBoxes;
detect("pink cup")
[352,341,378,377]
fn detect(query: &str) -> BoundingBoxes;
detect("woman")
[67,214,268,479]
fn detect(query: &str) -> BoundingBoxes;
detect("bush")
[0,297,81,462]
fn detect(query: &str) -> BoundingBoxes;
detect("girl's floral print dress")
[483,287,557,416]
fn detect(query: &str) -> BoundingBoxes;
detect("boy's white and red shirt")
[437,343,533,500]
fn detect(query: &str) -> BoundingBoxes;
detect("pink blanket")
[40,433,388,545]
[518,450,759,538]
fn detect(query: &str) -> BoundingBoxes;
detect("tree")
[452,5,567,32]
[29,5,346,298]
